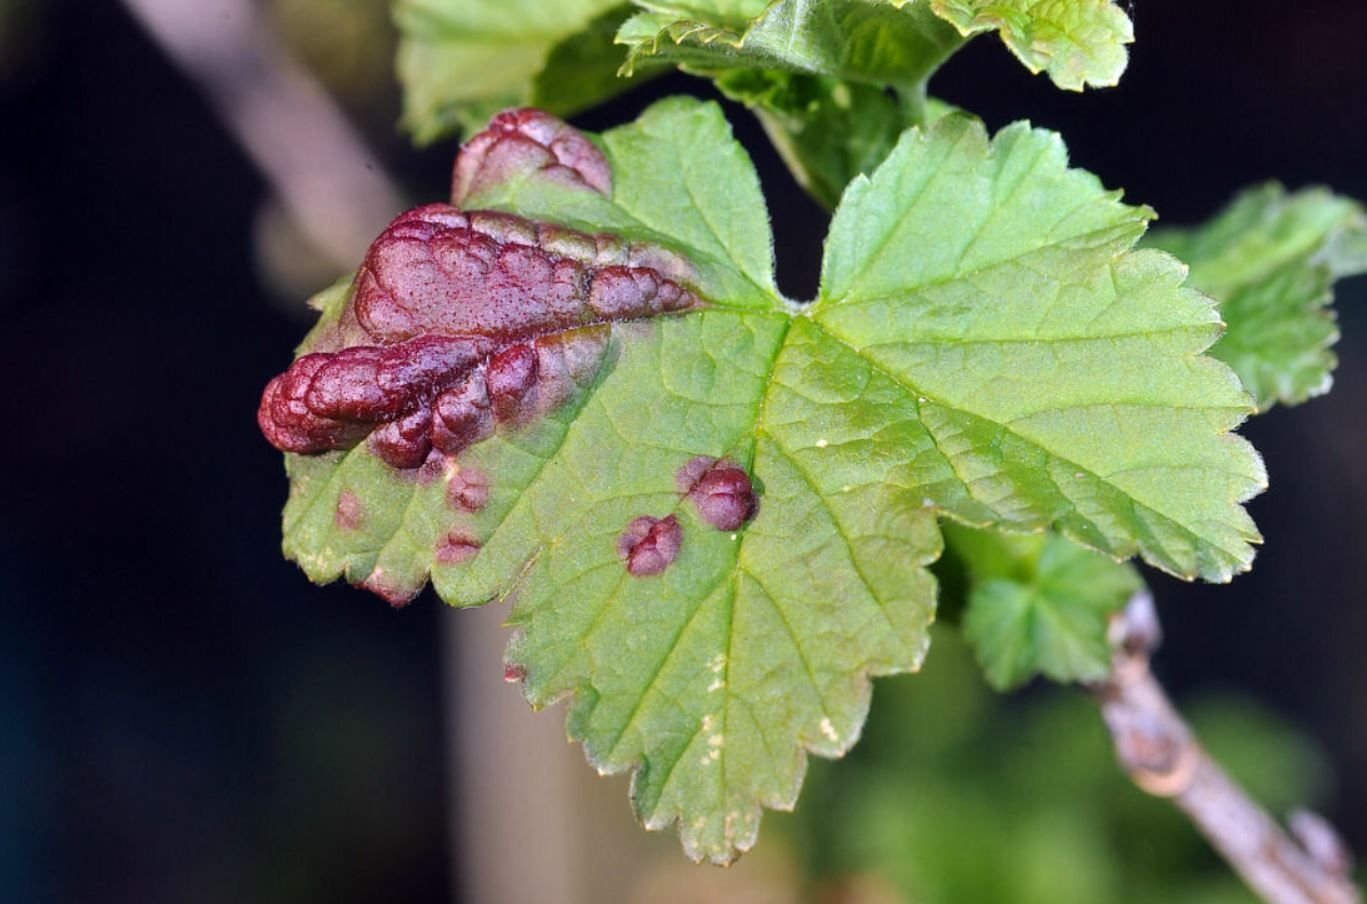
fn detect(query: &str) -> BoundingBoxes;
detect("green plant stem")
[895,81,928,127]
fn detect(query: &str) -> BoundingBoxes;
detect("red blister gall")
[368,404,434,470]
[618,515,683,577]
[453,108,613,203]
[677,457,758,531]
[258,112,703,472]
[486,343,539,423]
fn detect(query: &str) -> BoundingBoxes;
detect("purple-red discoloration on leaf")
[503,663,527,684]
[436,531,482,565]
[677,456,759,531]
[618,515,683,577]
[675,456,716,495]
[334,491,364,531]
[258,199,701,468]
[487,343,539,422]
[368,402,437,469]
[360,570,421,608]
[453,108,612,204]
[446,467,490,513]
[415,450,449,485]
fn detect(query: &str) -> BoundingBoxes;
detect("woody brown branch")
[1094,592,1360,904]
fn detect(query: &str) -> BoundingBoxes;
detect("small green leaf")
[947,524,1141,689]
[1146,184,1367,410]
[270,101,1264,862]
[533,6,654,116]
[395,0,637,143]
[714,70,959,209]
[929,0,1134,90]
[617,0,966,92]
[714,72,905,210]
[617,0,1131,93]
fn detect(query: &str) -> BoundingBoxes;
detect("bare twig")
[1094,592,1360,904]
[119,0,404,270]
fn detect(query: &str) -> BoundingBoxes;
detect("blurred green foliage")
[771,631,1330,904]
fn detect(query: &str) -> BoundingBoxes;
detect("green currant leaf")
[265,100,1262,863]
[617,0,966,92]
[713,70,960,210]
[532,6,653,116]
[395,0,640,143]
[945,524,1141,689]
[617,0,1132,92]
[814,114,1264,582]
[1146,184,1367,410]
[929,0,1133,90]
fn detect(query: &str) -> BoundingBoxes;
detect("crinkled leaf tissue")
[261,101,1265,862]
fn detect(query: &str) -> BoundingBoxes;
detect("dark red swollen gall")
[618,515,683,577]
[452,108,613,203]
[677,457,758,531]
[258,114,703,472]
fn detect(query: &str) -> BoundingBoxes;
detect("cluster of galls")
[616,458,760,578]
[259,328,598,469]
[261,108,761,588]
[258,109,700,470]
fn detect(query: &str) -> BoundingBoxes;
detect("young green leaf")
[945,524,1141,689]
[264,100,1263,863]
[1146,184,1367,410]
[929,0,1134,90]
[713,70,959,210]
[616,0,1132,93]
[617,0,966,92]
[395,0,638,143]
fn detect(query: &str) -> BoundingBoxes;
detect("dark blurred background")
[2,1,1365,902]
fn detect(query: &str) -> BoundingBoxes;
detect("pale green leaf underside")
[1146,184,1367,410]
[929,0,1133,90]
[618,0,1131,90]
[280,99,1261,862]
[395,0,630,143]
[618,0,965,91]
[948,524,1140,689]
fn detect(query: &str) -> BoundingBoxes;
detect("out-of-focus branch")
[119,0,404,270]
[1094,592,1360,904]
